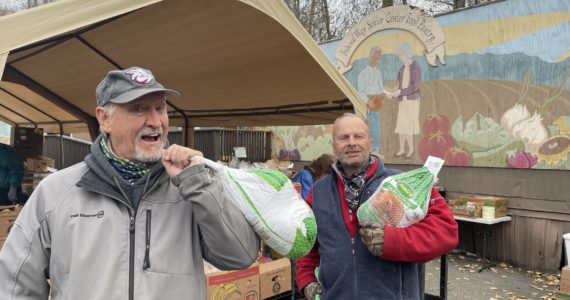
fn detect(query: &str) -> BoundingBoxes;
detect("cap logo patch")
[125,68,154,84]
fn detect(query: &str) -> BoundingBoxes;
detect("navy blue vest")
[312,161,421,299]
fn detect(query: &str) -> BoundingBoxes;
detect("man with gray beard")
[0,67,259,299]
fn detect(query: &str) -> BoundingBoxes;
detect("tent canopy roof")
[0,0,364,137]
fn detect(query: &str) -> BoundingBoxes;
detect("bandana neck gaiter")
[100,134,156,185]
[334,155,375,211]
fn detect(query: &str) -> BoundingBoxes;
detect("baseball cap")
[96,66,179,106]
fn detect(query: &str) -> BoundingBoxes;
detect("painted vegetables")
[452,113,511,152]
[418,131,455,161]
[506,150,538,168]
[423,114,451,134]
[444,147,471,166]
[419,114,456,162]
[357,157,444,227]
[196,157,317,259]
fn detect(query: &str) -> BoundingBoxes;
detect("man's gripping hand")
[161,144,203,177]
[359,221,385,257]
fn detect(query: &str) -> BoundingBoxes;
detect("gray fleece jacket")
[0,136,259,300]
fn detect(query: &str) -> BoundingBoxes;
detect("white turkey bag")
[197,157,317,259]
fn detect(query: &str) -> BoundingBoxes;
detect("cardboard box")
[21,182,34,195]
[26,156,55,173]
[0,205,22,237]
[449,195,509,218]
[259,258,291,299]
[561,265,570,293]
[33,173,52,189]
[0,236,5,250]
[464,195,508,218]
[207,265,260,300]
[447,198,482,218]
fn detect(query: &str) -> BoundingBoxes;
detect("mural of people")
[357,46,384,154]
[389,42,421,159]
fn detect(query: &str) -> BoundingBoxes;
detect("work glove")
[7,187,18,204]
[303,281,321,300]
[359,221,385,257]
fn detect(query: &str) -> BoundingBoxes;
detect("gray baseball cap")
[96,66,179,106]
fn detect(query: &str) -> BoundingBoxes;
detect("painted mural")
[269,0,570,170]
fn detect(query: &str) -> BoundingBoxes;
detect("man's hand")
[161,144,203,177]
[303,282,321,300]
[7,187,17,203]
[359,221,385,257]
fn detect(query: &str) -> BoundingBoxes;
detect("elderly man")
[296,113,458,299]
[0,66,259,299]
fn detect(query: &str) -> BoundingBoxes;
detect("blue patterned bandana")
[100,134,156,185]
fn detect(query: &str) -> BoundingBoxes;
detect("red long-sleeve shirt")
[296,167,458,291]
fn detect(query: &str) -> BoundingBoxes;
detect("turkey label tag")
[424,156,444,178]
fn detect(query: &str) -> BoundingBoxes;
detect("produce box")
[0,205,22,237]
[33,173,52,189]
[26,156,55,173]
[461,195,508,218]
[561,265,570,294]
[447,198,482,218]
[259,258,291,299]
[21,182,34,195]
[206,264,260,300]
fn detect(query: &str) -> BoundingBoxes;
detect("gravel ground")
[424,253,561,300]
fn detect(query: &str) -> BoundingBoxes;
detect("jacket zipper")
[143,210,152,270]
[129,212,135,300]
[79,182,144,300]
[349,209,356,255]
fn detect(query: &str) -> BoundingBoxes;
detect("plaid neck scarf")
[100,134,155,185]
[335,156,374,211]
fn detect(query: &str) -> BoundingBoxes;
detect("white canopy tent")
[0,0,365,144]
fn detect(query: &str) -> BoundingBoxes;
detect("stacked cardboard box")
[448,195,509,219]
[465,195,508,218]
[447,198,483,218]
[26,156,55,173]
[33,173,52,189]
[259,258,291,299]
[204,258,292,300]
[0,205,22,249]
[206,264,260,300]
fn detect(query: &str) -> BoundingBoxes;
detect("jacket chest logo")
[70,210,105,219]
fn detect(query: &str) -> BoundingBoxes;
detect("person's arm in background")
[398,62,421,98]
[381,188,458,263]
[293,170,313,200]
[296,189,320,291]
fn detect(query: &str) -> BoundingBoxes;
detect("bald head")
[332,113,370,137]
[332,113,373,176]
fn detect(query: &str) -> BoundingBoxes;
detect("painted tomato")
[418,131,455,161]
[443,147,471,166]
[423,114,451,134]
